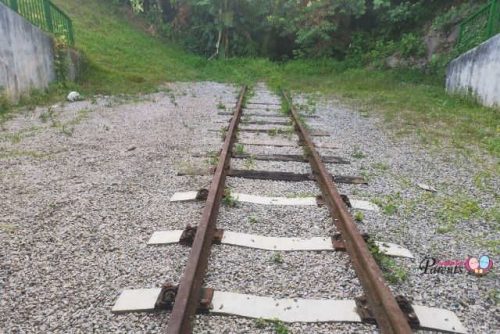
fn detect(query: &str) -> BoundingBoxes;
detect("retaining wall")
[0,3,55,101]
[446,34,500,108]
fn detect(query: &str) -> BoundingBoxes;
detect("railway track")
[112,85,466,333]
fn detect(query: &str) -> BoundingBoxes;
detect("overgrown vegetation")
[206,150,219,167]
[373,193,402,215]
[255,318,289,333]
[234,143,245,155]
[243,155,256,170]
[112,0,488,64]
[0,91,10,120]
[368,238,408,284]
[354,211,364,222]
[54,35,70,85]
[222,187,238,207]
[3,0,494,160]
[424,192,483,234]
[352,147,366,159]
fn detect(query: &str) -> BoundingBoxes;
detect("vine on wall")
[54,35,69,86]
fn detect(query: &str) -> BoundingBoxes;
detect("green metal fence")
[457,0,500,52]
[0,0,74,46]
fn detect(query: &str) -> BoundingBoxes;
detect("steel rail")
[283,92,412,334]
[166,86,247,334]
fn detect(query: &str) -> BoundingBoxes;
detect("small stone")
[417,183,437,192]
[67,91,81,102]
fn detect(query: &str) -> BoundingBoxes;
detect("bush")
[0,89,10,117]
[432,1,487,33]
[399,33,425,57]
[364,40,397,68]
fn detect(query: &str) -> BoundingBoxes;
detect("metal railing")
[0,0,74,45]
[457,0,499,52]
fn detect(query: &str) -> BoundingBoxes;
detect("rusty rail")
[166,86,247,334]
[283,92,412,334]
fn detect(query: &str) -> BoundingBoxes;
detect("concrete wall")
[446,34,500,108]
[0,3,55,101]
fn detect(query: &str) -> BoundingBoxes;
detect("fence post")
[486,0,498,37]
[67,18,74,46]
[457,23,464,50]
[494,0,500,35]
[43,0,54,33]
[10,0,18,12]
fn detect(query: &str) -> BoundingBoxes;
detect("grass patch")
[271,252,284,264]
[216,102,226,110]
[434,193,482,233]
[0,150,47,160]
[268,128,278,137]
[368,238,407,284]
[413,191,496,234]
[206,150,219,167]
[243,155,256,170]
[0,92,11,120]
[295,94,318,115]
[254,318,289,333]
[248,215,258,224]
[372,162,389,171]
[352,147,365,159]
[373,193,401,216]
[476,238,500,256]
[0,126,41,144]
[219,127,227,140]
[0,85,76,123]
[234,143,245,155]
[473,170,497,193]
[354,211,364,222]
[39,106,56,123]
[222,187,238,207]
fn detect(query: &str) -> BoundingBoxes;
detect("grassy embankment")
[3,0,498,159]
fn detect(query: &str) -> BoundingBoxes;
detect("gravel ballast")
[1,82,497,333]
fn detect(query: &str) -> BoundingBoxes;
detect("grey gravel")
[0,82,497,334]
[0,82,238,333]
[292,92,499,334]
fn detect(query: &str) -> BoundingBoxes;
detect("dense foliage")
[113,0,487,64]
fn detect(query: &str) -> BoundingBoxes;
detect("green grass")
[248,215,258,224]
[6,0,498,160]
[271,252,284,264]
[234,143,245,155]
[367,238,408,284]
[432,192,483,233]
[54,0,281,92]
[254,318,289,333]
[243,155,256,170]
[222,187,238,207]
[277,61,499,157]
[1,85,75,123]
[0,149,47,160]
[352,147,365,159]
[354,211,364,222]
[373,193,401,216]
[206,150,219,167]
